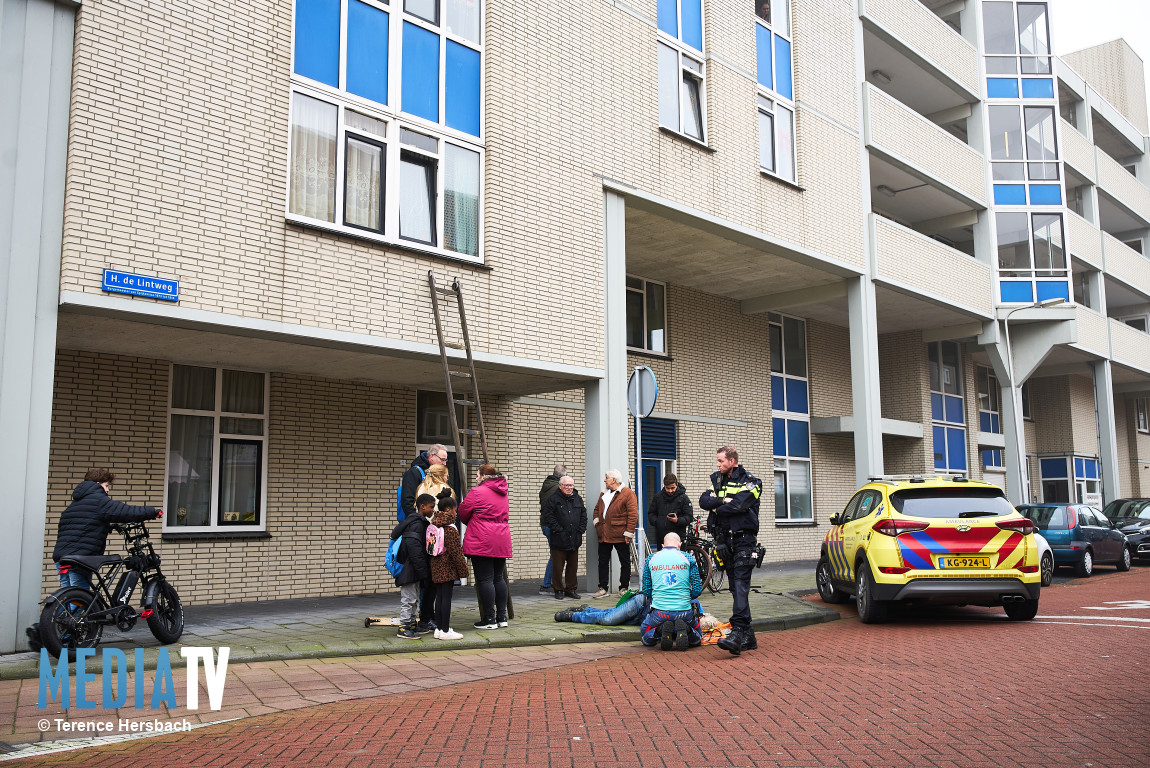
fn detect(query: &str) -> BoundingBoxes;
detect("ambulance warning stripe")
[898,528,1024,570]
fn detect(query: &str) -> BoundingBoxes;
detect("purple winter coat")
[458,474,513,559]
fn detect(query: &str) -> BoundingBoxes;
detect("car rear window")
[1017,505,1067,530]
[889,488,1015,519]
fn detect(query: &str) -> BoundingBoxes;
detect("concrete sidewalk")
[0,560,830,680]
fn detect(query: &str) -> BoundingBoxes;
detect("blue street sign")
[102,270,179,302]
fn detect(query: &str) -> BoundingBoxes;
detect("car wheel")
[816,557,848,604]
[1040,552,1054,587]
[1076,549,1094,577]
[855,560,888,624]
[1116,546,1132,572]
[1004,598,1039,621]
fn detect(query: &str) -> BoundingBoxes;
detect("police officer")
[699,445,762,655]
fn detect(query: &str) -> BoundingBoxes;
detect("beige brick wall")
[1119,396,1150,496]
[878,331,930,473]
[1064,39,1149,134]
[873,216,993,315]
[860,0,979,94]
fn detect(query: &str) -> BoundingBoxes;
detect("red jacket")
[458,474,513,559]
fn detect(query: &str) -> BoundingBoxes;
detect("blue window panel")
[346,1,390,106]
[294,0,340,86]
[946,428,966,471]
[1021,78,1055,99]
[402,22,440,123]
[657,0,677,37]
[1085,460,1099,479]
[1074,458,1084,478]
[1040,457,1067,478]
[991,414,1000,433]
[681,0,702,51]
[773,35,793,100]
[933,426,947,469]
[445,41,481,136]
[785,378,808,414]
[771,375,785,411]
[930,393,943,421]
[944,395,964,425]
[1029,184,1062,205]
[640,418,677,460]
[1036,280,1069,302]
[979,412,991,433]
[1000,281,1034,303]
[787,419,810,459]
[993,184,1026,205]
[773,418,786,457]
[986,77,1019,98]
[756,25,772,89]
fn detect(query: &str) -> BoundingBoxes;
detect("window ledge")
[658,126,716,153]
[627,348,672,362]
[161,531,272,542]
[775,520,818,528]
[759,169,804,191]
[285,219,493,271]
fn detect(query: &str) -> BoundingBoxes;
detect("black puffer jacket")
[542,489,587,551]
[647,485,693,544]
[399,452,432,522]
[538,473,562,525]
[52,481,159,561]
[391,513,430,586]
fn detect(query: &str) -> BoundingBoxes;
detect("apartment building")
[2,0,1149,651]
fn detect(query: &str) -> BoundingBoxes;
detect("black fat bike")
[39,521,184,659]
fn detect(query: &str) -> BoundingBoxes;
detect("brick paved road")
[13,566,1150,767]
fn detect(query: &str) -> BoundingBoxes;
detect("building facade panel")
[1103,232,1150,299]
[1110,318,1150,374]
[1067,211,1103,268]
[873,215,993,314]
[860,0,979,95]
[1096,149,1150,224]
[1072,305,1111,358]
[1059,119,1097,183]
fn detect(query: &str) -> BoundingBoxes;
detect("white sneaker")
[433,629,442,639]
[439,628,463,640]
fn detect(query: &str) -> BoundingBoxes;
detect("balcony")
[859,0,979,97]
[1070,305,1110,359]
[864,84,986,206]
[1067,211,1103,269]
[872,214,993,317]
[1109,318,1150,374]
[1059,119,1096,183]
[1103,232,1150,298]
[1097,150,1150,225]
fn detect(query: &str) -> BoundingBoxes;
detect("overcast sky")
[1047,0,1150,110]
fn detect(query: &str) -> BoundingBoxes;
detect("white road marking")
[1040,614,1150,622]
[1033,620,1150,630]
[1080,600,1150,611]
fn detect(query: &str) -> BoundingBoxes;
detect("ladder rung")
[458,428,479,436]
[435,287,456,296]
[442,342,466,350]
[453,399,475,408]
[449,370,472,378]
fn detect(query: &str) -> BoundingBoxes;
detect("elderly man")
[538,463,567,594]
[541,475,587,599]
[591,469,639,598]
[399,443,448,522]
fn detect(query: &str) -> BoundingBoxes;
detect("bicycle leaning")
[38,521,184,659]
[681,518,727,594]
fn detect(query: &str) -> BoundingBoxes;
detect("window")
[626,277,668,353]
[755,0,794,182]
[996,211,1067,294]
[982,449,1004,468]
[770,312,811,521]
[1120,314,1149,333]
[657,0,706,143]
[1137,399,1149,433]
[929,341,967,472]
[981,1,1050,76]
[988,105,1057,181]
[1021,382,1032,420]
[166,365,268,530]
[290,0,483,259]
[976,366,1001,434]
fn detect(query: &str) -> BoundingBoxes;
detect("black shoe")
[25,624,41,653]
[539,585,552,594]
[414,620,437,635]
[576,604,592,612]
[673,618,689,651]
[397,623,420,640]
[474,619,499,630]
[740,628,757,652]
[565,591,581,600]
[659,620,675,651]
[717,627,745,656]
[555,591,565,600]
[554,608,577,622]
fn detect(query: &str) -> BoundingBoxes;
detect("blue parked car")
[1016,504,1132,577]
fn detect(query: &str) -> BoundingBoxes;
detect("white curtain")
[445,144,479,256]
[222,369,265,414]
[400,156,435,243]
[345,138,383,230]
[289,93,337,222]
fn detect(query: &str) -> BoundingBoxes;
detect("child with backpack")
[428,496,469,640]
[392,494,437,640]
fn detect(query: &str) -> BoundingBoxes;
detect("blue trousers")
[541,525,553,587]
[640,607,702,647]
[571,594,645,625]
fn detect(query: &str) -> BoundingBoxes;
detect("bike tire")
[708,552,727,594]
[146,579,184,644]
[682,543,712,590]
[39,588,104,660]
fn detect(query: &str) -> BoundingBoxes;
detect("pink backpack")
[425,524,445,557]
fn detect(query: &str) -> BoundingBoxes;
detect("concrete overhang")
[811,416,923,439]
[976,431,1006,449]
[56,291,602,397]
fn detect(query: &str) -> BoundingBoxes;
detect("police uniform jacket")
[698,465,762,535]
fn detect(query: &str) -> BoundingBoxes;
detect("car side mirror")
[829,514,842,526]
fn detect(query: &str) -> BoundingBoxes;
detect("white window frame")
[656,1,707,146]
[770,312,813,523]
[1119,313,1149,334]
[929,340,967,473]
[164,365,270,533]
[287,0,485,261]
[757,93,795,183]
[1136,398,1149,434]
[976,365,1001,434]
[626,276,669,355]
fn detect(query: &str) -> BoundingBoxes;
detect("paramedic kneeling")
[639,532,703,651]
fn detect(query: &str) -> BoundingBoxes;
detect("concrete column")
[0,0,74,652]
[584,191,629,592]
[998,381,1027,504]
[1092,360,1122,504]
[847,275,884,485]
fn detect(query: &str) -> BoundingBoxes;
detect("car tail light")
[997,518,1035,535]
[878,566,911,574]
[1017,565,1039,573]
[873,519,930,537]
[1067,511,1076,530]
